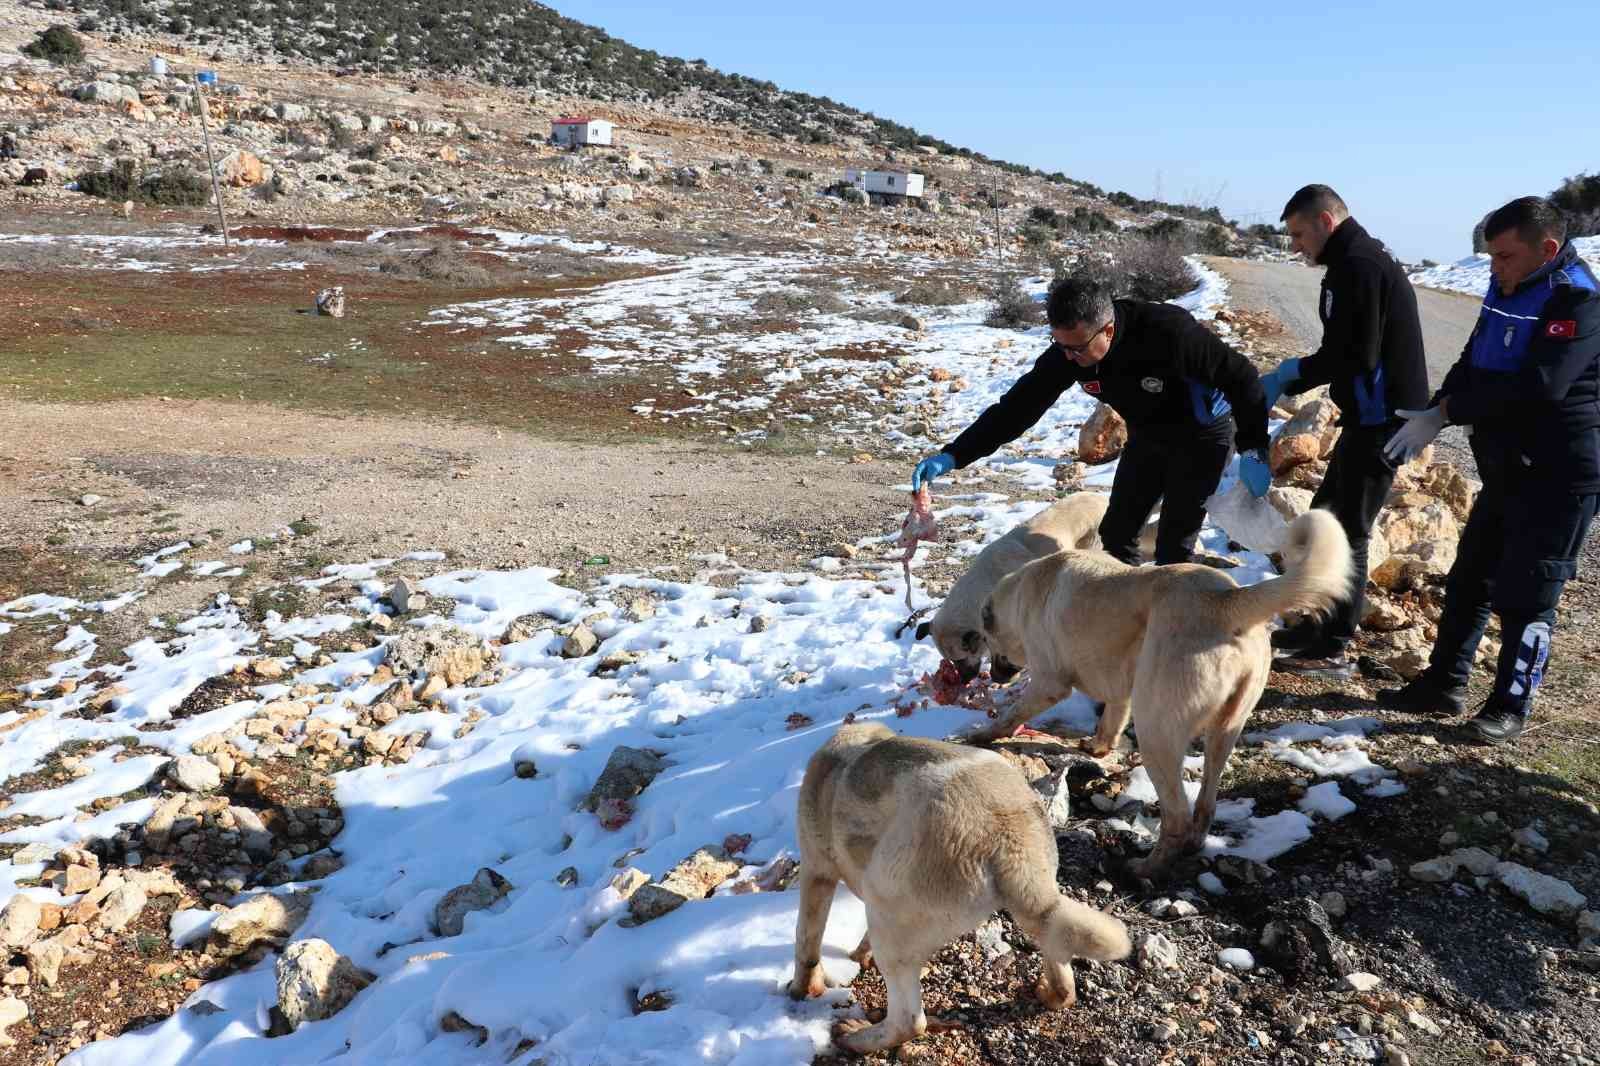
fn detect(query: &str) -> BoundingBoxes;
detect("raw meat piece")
[897,485,938,612]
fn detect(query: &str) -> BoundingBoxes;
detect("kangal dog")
[915,492,1109,679]
[974,510,1352,878]
[789,723,1130,1054]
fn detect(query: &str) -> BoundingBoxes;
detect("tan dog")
[916,492,1109,680]
[974,510,1352,878]
[789,722,1130,1054]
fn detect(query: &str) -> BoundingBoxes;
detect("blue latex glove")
[1239,449,1272,498]
[912,452,955,491]
[1261,356,1302,409]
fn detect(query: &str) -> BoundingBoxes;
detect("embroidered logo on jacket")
[1504,325,1516,348]
[1546,319,1578,339]
[1140,377,1164,393]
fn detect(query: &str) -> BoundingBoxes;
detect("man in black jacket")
[1380,197,1600,742]
[1258,185,1430,678]
[911,276,1271,567]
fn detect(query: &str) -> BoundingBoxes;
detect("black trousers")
[1428,439,1599,711]
[1099,419,1233,566]
[1303,424,1400,647]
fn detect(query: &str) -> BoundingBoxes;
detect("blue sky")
[554,1,1598,262]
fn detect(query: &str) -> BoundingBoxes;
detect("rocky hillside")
[33,0,1240,221]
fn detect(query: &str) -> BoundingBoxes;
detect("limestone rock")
[276,939,374,1030]
[561,624,599,659]
[610,867,649,900]
[1494,862,1587,918]
[96,883,147,932]
[432,868,513,937]
[1135,931,1179,971]
[210,892,312,956]
[1270,399,1337,475]
[25,925,88,987]
[0,897,41,949]
[1032,766,1072,829]
[77,81,141,107]
[1266,486,1315,522]
[1257,898,1354,981]
[0,996,27,1049]
[628,847,741,923]
[218,150,265,187]
[385,626,490,685]
[169,754,222,792]
[1408,856,1459,883]
[1078,403,1127,464]
[583,746,665,812]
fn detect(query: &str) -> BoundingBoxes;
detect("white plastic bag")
[1205,480,1288,553]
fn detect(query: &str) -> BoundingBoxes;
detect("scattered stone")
[433,868,513,937]
[249,658,287,680]
[210,892,312,957]
[1147,1018,1179,1043]
[1032,766,1072,829]
[388,578,415,613]
[610,868,649,900]
[440,1010,489,1044]
[583,746,665,812]
[385,626,490,685]
[79,493,103,507]
[1494,862,1587,918]
[1319,891,1348,919]
[276,939,375,1031]
[1258,898,1355,981]
[169,754,223,792]
[514,757,538,779]
[1408,856,1459,883]
[1451,846,1499,877]
[0,897,41,949]
[628,846,741,923]
[1218,948,1255,971]
[1343,971,1383,993]
[59,864,100,895]
[24,925,88,988]
[96,883,147,932]
[1135,931,1179,971]
[975,918,1012,961]
[0,996,27,1049]
[1511,826,1550,853]
[561,624,599,658]
[556,867,579,888]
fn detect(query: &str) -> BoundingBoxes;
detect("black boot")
[1274,638,1355,680]
[1471,700,1528,743]
[1377,673,1467,716]
[1271,619,1321,653]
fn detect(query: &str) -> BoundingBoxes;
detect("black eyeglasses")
[1053,320,1111,356]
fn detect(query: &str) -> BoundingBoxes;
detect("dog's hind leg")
[788,873,838,1000]
[1126,716,1191,881]
[832,911,931,1054]
[1186,678,1256,855]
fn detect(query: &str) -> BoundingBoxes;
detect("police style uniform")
[1424,241,1600,713]
[1279,219,1429,651]
[943,299,1269,565]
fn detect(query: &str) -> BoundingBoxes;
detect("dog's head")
[978,590,1025,684]
[914,619,985,683]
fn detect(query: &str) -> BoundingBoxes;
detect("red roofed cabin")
[550,116,614,148]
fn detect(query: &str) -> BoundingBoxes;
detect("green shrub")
[784,167,813,180]
[752,289,847,317]
[983,274,1042,330]
[77,159,210,206]
[22,25,84,64]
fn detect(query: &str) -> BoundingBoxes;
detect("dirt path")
[0,397,907,585]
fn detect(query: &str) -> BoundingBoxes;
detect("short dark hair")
[1280,184,1348,223]
[1046,276,1114,329]
[1482,196,1566,247]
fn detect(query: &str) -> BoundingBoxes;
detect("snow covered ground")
[0,246,1404,1066]
[1408,234,1600,296]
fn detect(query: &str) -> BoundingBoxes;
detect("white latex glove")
[1384,406,1446,463]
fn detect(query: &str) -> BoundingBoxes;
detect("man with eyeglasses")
[911,275,1271,567]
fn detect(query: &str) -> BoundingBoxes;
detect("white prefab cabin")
[550,116,614,147]
[845,168,925,199]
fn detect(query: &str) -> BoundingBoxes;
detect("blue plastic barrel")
[195,71,217,85]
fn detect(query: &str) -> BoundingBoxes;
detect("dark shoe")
[1471,703,1527,744]
[1275,642,1356,681]
[1271,620,1321,653]
[1377,675,1467,716]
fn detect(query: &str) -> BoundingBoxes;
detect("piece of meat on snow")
[897,484,938,612]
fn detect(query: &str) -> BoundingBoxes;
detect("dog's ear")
[914,621,931,640]
[961,629,982,653]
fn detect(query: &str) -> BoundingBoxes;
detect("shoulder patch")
[1140,376,1164,393]
[1546,319,1578,340]
[1082,380,1102,395]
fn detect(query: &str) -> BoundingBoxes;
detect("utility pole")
[193,73,229,250]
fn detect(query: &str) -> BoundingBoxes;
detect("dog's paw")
[1079,737,1114,758]
[787,965,829,1000]
[1034,973,1075,1011]
[831,1018,878,1054]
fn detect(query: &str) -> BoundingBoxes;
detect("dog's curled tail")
[1220,509,1353,631]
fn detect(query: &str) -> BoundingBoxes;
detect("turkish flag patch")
[1546,319,1578,339]
[1082,380,1102,395]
